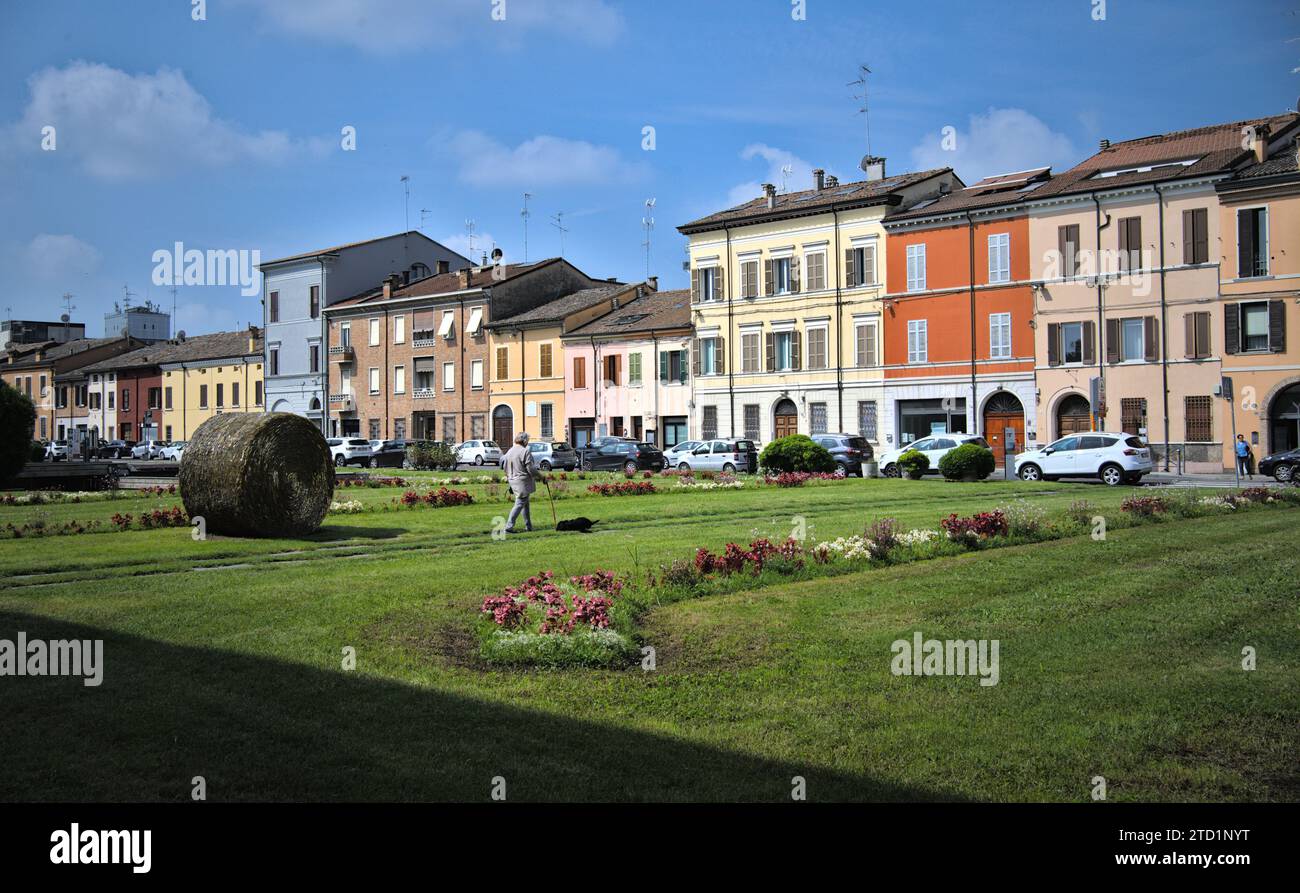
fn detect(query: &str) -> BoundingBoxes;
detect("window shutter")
[1237,211,1254,278]
[1118,221,1129,268]
[764,260,774,296]
[692,339,700,376]
[678,351,688,384]
[1224,303,1239,355]
[613,354,621,385]
[1182,210,1194,265]
[1105,318,1121,363]
[765,332,776,372]
[791,331,802,371]
[658,351,667,384]
[1082,321,1096,365]
[790,255,801,293]
[1184,313,1195,359]
[1196,311,1210,359]
[1144,316,1158,362]
[716,337,726,374]
[1047,323,1060,366]
[714,267,725,301]
[866,326,877,367]
[1269,299,1286,352]
[691,268,700,304]
[1058,226,1069,274]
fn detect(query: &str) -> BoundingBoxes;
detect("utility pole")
[551,212,568,258]
[400,175,410,232]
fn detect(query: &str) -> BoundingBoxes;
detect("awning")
[413,310,434,330]
[413,357,436,373]
[465,306,483,335]
[437,310,455,337]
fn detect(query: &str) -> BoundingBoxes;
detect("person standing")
[1235,434,1252,479]
[502,431,541,533]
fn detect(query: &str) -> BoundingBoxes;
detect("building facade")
[1,337,141,443]
[104,302,171,343]
[1,319,86,351]
[158,329,265,441]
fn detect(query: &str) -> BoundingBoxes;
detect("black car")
[580,439,665,473]
[96,440,136,459]
[1258,446,1300,483]
[368,439,411,468]
[812,433,875,477]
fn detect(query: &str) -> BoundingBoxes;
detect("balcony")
[412,332,437,349]
[329,345,354,363]
[412,387,435,400]
[329,393,355,412]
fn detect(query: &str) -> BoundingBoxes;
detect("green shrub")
[0,381,37,484]
[758,435,836,474]
[898,449,930,476]
[30,440,46,462]
[407,441,457,470]
[938,443,996,480]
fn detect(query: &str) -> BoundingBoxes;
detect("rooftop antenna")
[121,284,135,310]
[418,208,432,231]
[641,198,656,279]
[779,164,793,193]
[551,211,568,258]
[848,63,874,158]
[465,219,477,259]
[521,193,532,263]
[169,284,179,339]
[400,175,410,232]
[60,292,75,341]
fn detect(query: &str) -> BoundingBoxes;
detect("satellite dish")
[177,330,186,340]
[60,313,70,323]
[491,247,503,261]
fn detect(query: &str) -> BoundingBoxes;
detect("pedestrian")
[1235,434,1252,479]
[502,431,542,533]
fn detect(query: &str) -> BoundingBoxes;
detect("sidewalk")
[1142,471,1280,489]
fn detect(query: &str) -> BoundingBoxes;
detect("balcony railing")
[329,345,354,362]
[412,387,435,399]
[328,393,355,411]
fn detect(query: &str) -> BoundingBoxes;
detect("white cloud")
[10,62,313,180]
[725,143,824,208]
[437,230,501,264]
[443,130,643,188]
[235,0,624,53]
[20,234,101,279]
[909,108,1077,183]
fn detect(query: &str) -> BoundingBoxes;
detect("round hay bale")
[180,412,334,538]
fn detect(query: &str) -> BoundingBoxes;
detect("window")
[216,383,224,408]
[309,285,319,319]
[164,387,173,410]
[443,362,455,391]
[369,419,381,441]
[573,356,587,389]
[232,382,240,407]
[988,233,1010,284]
[368,367,380,394]
[804,252,826,291]
[394,365,406,394]
[269,291,279,323]
[697,337,722,375]
[989,312,1012,359]
[540,403,554,439]
[198,385,207,409]
[394,418,406,440]
[701,406,718,440]
[438,310,456,338]
[694,266,719,302]
[309,344,320,373]
[122,389,130,411]
[858,401,878,441]
[854,321,877,367]
[1185,395,1213,442]
[340,323,351,347]
[661,349,688,384]
[1240,301,1270,352]
[770,331,797,371]
[741,331,761,372]
[1105,316,1155,363]
[907,320,928,364]
[604,354,621,385]
[1182,208,1208,265]
[539,343,553,378]
[810,402,828,435]
[741,260,759,298]
[847,244,877,287]
[1237,207,1268,277]
[394,315,405,344]
[269,347,279,376]
[1058,224,1081,276]
[1051,321,1089,365]
[767,257,793,295]
[1121,397,1147,435]
[906,244,926,291]
[1118,217,1141,271]
[470,415,484,439]
[255,381,263,406]
[743,404,760,440]
[465,307,483,336]
[369,319,380,346]
[628,352,642,385]
[1121,318,1144,362]
[806,327,828,370]
[471,359,484,390]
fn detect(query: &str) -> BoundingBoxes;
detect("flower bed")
[110,508,189,531]
[587,481,656,497]
[329,499,364,514]
[761,471,845,487]
[477,570,635,667]
[337,475,407,489]
[396,487,474,508]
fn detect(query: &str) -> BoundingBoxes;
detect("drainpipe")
[460,294,467,442]
[383,307,390,439]
[965,211,979,434]
[832,207,845,430]
[1092,194,1111,430]
[318,259,329,434]
[1153,183,1172,470]
[724,224,735,437]
[519,329,526,440]
[590,334,600,439]
[652,333,661,444]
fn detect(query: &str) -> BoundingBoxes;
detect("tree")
[0,380,37,484]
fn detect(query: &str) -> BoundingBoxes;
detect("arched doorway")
[492,405,514,446]
[1056,394,1092,438]
[1270,382,1300,454]
[983,392,1025,468]
[773,398,798,439]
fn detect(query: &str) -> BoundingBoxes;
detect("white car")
[327,437,373,467]
[131,440,169,460]
[878,433,990,477]
[455,440,502,466]
[663,440,703,469]
[45,440,69,461]
[158,442,186,462]
[1015,432,1153,486]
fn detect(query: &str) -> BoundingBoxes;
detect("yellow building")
[485,282,642,445]
[677,163,959,446]
[158,328,265,441]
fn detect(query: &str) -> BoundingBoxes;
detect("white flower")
[329,499,364,514]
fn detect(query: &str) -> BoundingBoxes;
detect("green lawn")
[1,477,1296,801]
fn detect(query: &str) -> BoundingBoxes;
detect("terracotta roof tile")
[566,289,691,337]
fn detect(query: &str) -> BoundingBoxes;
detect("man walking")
[502,431,541,533]
[1235,434,1252,479]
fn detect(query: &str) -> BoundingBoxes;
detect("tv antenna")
[60,292,75,340]
[419,208,432,231]
[400,175,411,231]
[780,165,793,193]
[848,63,874,157]
[641,198,656,279]
[121,284,136,309]
[551,211,568,258]
[521,193,532,263]
[464,219,477,258]
[170,284,179,338]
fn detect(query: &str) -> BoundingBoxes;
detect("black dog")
[555,517,599,533]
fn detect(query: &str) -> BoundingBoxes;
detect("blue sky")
[2,0,1297,338]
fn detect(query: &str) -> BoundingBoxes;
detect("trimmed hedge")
[0,381,36,484]
[759,435,836,474]
[938,443,996,481]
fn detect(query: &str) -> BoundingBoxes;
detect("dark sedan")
[1258,446,1300,483]
[96,440,136,459]
[580,440,665,473]
[368,439,412,468]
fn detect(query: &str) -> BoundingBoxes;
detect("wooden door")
[492,411,513,447]
[983,412,1024,468]
[774,412,798,439]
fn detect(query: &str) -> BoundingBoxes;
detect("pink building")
[562,288,693,448]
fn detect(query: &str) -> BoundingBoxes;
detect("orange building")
[881,169,1051,464]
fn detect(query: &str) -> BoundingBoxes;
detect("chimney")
[939,180,952,195]
[862,156,886,182]
[647,275,658,291]
[382,273,401,299]
[825,175,839,188]
[247,324,260,353]
[812,168,825,191]
[1242,124,1270,164]
[762,183,776,209]
[436,260,450,275]
[459,268,474,289]
[1099,138,1111,151]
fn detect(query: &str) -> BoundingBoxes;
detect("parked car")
[455,440,502,466]
[580,440,666,473]
[525,440,578,471]
[367,439,410,468]
[812,433,874,477]
[671,439,757,474]
[663,439,703,469]
[879,433,989,477]
[1015,432,1152,485]
[96,439,134,459]
[1257,445,1300,483]
[44,440,69,461]
[158,442,187,462]
[326,437,373,467]
[130,440,169,460]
